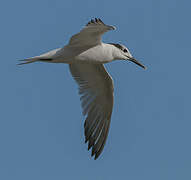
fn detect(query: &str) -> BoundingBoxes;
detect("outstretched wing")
[68,18,116,47]
[69,63,114,159]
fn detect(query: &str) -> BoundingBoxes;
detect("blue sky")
[0,0,191,179]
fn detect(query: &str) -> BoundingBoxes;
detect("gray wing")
[68,18,116,47]
[69,63,114,159]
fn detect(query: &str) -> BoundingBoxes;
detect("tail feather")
[17,58,53,65]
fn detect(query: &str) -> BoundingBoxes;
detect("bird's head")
[109,43,146,69]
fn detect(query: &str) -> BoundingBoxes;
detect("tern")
[19,18,146,160]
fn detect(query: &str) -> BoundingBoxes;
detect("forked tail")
[18,57,53,65]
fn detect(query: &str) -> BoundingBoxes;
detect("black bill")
[128,57,146,69]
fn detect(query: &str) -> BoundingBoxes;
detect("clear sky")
[0,0,191,179]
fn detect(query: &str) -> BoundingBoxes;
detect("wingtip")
[94,153,99,160]
[109,25,116,30]
[86,18,116,32]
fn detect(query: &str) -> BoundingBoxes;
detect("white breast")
[75,43,114,64]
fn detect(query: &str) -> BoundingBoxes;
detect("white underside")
[26,43,115,65]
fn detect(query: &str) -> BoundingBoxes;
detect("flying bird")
[19,18,146,160]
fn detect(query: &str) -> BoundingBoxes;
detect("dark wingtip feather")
[91,147,96,157]
[94,153,99,160]
[92,149,96,157]
[86,18,105,26]
[88,138,95,150]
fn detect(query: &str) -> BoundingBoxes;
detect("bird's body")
[21,43,117,64]
[19,18,146,159]
[45,43,115,64]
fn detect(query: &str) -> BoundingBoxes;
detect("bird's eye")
[123,49,128,53]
